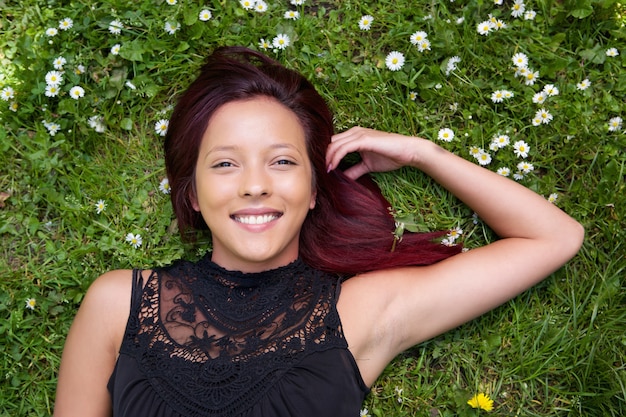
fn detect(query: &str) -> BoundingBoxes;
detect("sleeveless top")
[107,255,369,416]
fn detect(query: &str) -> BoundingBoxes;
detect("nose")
[239,164,271,198]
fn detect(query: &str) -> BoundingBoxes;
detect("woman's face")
[192,97,316,272]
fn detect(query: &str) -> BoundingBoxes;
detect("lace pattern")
[119,255,347,416]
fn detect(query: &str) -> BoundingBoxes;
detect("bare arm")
[53,270,133,417]
[328,127,584,385]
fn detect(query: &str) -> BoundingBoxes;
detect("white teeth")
[235,214,278,225]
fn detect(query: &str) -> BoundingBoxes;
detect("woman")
[54,47,584,416]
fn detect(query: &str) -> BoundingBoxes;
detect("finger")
[342,161,370,180]
[326,134,364,172]
[331,126,365,142]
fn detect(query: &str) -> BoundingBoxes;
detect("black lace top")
[107,255,369,416]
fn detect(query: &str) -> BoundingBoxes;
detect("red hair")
[164,46,461,275]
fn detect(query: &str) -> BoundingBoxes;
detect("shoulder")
[84,269,136,313]
[80,269,151,348]
[54,268,147,416]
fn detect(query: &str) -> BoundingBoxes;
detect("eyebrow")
[203,143,304,160]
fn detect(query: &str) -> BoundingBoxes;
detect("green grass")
[1,0,625,415]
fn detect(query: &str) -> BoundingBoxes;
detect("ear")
[309,190,317,210]
[189,184,200,212]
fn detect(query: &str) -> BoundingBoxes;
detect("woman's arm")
[53,270,133,417]
[329,127,584,385]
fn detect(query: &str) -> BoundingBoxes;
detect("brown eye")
[274,159,295,166]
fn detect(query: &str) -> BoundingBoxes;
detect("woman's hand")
[326,126,426,180]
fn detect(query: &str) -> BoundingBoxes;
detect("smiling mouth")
[232,214,282,225]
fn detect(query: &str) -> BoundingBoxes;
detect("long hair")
[164,46,461,275]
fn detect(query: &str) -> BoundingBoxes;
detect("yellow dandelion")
[468,393,494,412]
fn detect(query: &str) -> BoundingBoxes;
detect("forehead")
[199,97,310,160]
[203,97,305,144]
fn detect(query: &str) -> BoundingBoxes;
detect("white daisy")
[164,21,180,34]
[476,150,492,166]
[468,146,481,158]
[511,52,528,68]
[290,0,305,4]
[109,19,123,35]
[447,227,463,241]
[437,128,455,142]
[284,10,300,20]
[166,0,177,4]
[159,178,171,194]
[45,70,63,86]
[524,70,539,86]
[25,298,37,310]
[409,91,418,101]
[511,0,526,18]
[494,19,506,30]
[199,9,213,21]
[492,134,510,148]
[532,91,547,104]
[445,56,461,76]
[577,78,591,90]
[517,161,534,173]
[385,51,405,71]
[502,90,514,99]
[608,116,623,132]
[258,38,271,50]
[410,31,428,45]
[46,27,58,37]
[53,56,67,70]
[155,119,169,136]
[69,86,85,99]
[95,199,107,214]
[59,17,73,30]
[1,86,15,101]
[45,85,60,97]
[111,44,121,55]
[524,10,537,20]
[496,167,511,177]
[548,193,558,203]
[359,15,374,30]
[88,115,107,133]
[441,237,455,247]
[272,33,291,50]
[417,39,431,53]
[240,0,254,9]
[606,48,619,57]
[255,0,268,12]
[74,65,86,75]
[44,120,61,136]
[535,108,553,124]
[477,20,493,35]
[491,90,505,103]
[543,84,559,96]
[125,233,142,249]
[515,66,529,78]
[513,140,530,158]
